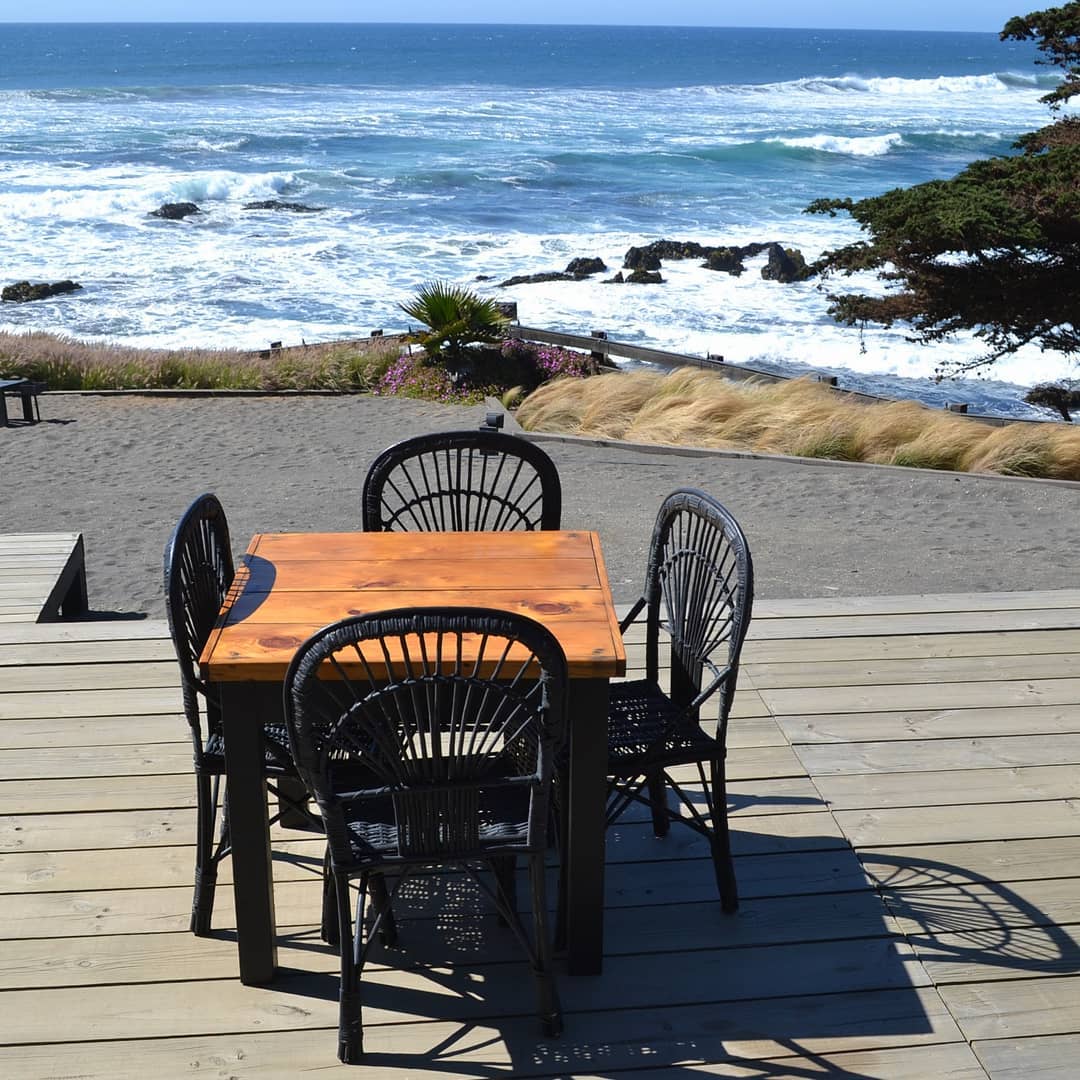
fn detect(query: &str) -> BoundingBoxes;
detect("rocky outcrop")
[630,240,713,262]
[621,238,810,280]
[603,270,664,284]
[150,202,201,220]
[565,256,606,275]
[499,257,607,287]
[760,243,811,283]
[622,246,662,271]
[704,247,748,275]
[499,271,579,287]
[2,279,83,302]
[242,200,324,212]
[498,238,812,290]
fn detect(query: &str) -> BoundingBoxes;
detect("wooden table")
[200,529,625,985]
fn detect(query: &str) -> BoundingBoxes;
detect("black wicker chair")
[283,607,567,1064]
[361,429,561,532]
[163,492,319,936]
[607,488,754,913]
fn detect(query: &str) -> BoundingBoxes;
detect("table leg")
[565,676,608,975]
[220,682,278,985]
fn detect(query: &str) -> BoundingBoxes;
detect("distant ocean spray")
[0,22,1074,417]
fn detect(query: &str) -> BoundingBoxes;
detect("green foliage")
[808,3,1080,377]
[1002,4,1080,108]
[398,280,509,362]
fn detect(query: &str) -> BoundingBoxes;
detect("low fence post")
[590,330,608,363]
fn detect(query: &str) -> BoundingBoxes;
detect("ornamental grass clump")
[515,367,1080,479]
[0,330,400,391]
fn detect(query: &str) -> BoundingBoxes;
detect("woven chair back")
[284,607,568,861]
[362,430,561,532]
[163,493,234,730]
[643,488,754,720]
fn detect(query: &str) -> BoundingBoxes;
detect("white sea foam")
[768,132,904,156]
[761,72,1051,97]
[1,31,1075,417]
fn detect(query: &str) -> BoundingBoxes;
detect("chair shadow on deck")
[250,782,1080,1074]
[255,799,934,1076]
[862,850,1080,979]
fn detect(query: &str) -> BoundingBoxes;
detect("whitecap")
[769,132,904,156]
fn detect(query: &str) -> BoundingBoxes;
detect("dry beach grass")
[517,368,1080,479]
[0,329,401,391]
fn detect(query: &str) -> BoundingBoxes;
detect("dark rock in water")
[499,271,579,287]
[151,202,201,220]
[475,274,493,281]
[634,239,713,262]
[2,279,83,303]
[242,200,324,213]
[603,270,663,284]
[565,256,607,275]
[622,246,662,271]
[704,247,747,276]
[761,243,811,283]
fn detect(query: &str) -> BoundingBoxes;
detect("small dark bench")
[0,378,43,426]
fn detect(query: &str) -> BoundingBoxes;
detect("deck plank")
[5,586,1080,1075]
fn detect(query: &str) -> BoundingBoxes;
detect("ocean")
[0,22,1074,417]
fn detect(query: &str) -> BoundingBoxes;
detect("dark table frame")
[204,530,621,985]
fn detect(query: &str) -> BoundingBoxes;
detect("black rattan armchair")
[361,429,561,532]
[283,607,567,1064]
[163,492,319,936]
[607,488,754,913]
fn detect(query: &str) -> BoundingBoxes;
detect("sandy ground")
[4,392,1079,618]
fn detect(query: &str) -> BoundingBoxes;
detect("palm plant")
[399,281,509,365]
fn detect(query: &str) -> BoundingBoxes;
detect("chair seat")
[607,679,720,771]
[200,729,299,776]
[338,785,533,863]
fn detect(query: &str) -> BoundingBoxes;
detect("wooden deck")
[3,590,1080,1077]
[0,532,88,623]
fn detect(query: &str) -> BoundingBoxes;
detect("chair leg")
[336,871,364,1064]
[709,760,738,914]
[647,770,670,837]
[321,847,338,945]
[190,773,219,936]
[527,852,563,1038]
[369,872,398,948]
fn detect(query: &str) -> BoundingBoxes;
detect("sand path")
[4,392,1078,617]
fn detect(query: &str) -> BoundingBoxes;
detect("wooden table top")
[200,530,626,681]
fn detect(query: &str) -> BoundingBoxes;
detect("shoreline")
[5,393,1079,619]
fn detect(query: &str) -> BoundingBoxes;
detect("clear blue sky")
[0,4,1028,33]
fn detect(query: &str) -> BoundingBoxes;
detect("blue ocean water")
[0,22,1073,416]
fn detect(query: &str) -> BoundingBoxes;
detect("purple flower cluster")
[499,339,596,380]
[376,354,485,404]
